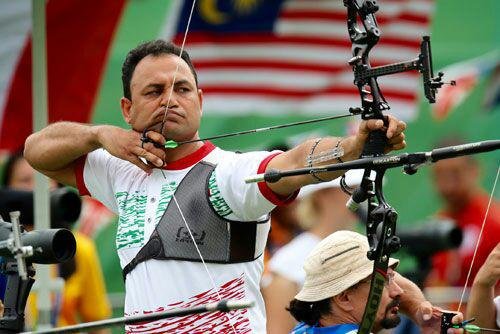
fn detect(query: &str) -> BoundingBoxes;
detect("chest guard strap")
[122,161,269,280]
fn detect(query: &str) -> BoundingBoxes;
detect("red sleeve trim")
[75,154,90,196]
[257,152,299,206]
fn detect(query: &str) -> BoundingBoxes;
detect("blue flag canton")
[176,0,286,34]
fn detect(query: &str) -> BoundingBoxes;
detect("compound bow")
[344,0,448,332]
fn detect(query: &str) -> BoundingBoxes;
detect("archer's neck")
[164,141,205,163]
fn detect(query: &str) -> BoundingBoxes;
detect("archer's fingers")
[359,119,385,137]
[140,142,167,165]
[386,115,407,139]
[134,147,165,167]
[144,130,167,146]
[447,313,464,334]
[128,155,153,174]
[383,133,406,153]
[387,132,406,149]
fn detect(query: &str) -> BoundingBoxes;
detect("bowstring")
[158,1,237,332]
[456,164,500,313]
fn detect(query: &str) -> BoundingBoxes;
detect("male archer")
[24,40,408,333]
[288,231,465,334]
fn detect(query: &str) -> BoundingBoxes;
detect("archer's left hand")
[416,301,464,334]
[356,114,407,153]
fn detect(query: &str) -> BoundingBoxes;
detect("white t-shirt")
[268,232,321,286]
[77,142,295,333]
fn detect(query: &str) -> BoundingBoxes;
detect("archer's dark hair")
[121,40,198,100]
[287,298,332,326]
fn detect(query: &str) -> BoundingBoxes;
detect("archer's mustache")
[385,296,401,311]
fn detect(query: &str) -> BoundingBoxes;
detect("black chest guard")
[122,161,269,280]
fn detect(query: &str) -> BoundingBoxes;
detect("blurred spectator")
[264,200,302,267]
[1,151,111,332]
[263,170,363,334]
[467,242,500,329]
[2,150,58,190]
[428,138,500,289]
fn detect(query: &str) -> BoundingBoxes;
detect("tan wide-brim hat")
[295,230,399,302]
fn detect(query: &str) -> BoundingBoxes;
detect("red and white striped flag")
[0,0,434,153]
[170,0,434,121]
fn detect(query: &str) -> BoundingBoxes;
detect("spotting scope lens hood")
[21,228,76,264]
[398,219,463,256]
[0,221,76,264]
[0,188,82,229]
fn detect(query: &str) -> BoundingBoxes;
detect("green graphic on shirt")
[115,191,147,249]
[154,181,178,223]
[208,171,233,217]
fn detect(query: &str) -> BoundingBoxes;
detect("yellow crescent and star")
[198,0,262,25]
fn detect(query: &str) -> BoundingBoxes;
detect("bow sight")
[345,0,455,118]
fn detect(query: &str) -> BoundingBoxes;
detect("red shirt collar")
[163,141,216,170]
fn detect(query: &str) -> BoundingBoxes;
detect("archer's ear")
[333,291,355,312]
[121,97,132,124]
[198,88,203,116]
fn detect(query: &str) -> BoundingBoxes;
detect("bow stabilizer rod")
[245,140,500,184]
[22,300,254,334]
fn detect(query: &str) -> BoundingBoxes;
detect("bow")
[343,1,447,332]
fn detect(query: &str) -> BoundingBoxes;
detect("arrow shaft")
[174,113,357,146]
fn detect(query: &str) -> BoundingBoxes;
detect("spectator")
[428,137,500,288]
[288,230,465,334]
[264,169,363,334]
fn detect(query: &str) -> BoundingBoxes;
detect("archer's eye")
[146,90,161,97]
[177,86,191,93]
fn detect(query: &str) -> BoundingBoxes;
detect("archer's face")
[349,269,403,331]
[121,54,203,141]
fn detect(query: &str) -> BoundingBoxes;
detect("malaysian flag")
[168,0,435,121]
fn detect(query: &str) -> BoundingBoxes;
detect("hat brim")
[295,257,399,302]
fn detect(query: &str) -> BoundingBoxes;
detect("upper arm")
[40,163,78,188]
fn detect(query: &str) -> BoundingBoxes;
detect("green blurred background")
[2,0,497,329]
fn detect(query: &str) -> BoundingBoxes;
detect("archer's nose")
[160,90,179,110]
[388,279,404,298]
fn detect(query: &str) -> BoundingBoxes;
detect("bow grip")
[362,129,387,157]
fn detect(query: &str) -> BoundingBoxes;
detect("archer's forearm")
[24,121,104,171]
[266,135,363,196]
[467,283,497,329]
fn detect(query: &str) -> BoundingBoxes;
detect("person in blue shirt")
[287,231,464,334]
